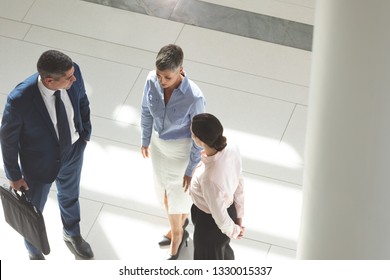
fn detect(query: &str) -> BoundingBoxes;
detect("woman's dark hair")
[37,50,73,80]
[192,113,227,151]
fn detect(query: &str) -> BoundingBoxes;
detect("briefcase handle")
[7,186,38,212]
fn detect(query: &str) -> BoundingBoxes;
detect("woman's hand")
[235,218,245,239]
[183,175,192,192]
[237,226,245,239]
[141,146,150,158]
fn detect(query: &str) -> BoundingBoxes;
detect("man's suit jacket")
[0,63,92,183]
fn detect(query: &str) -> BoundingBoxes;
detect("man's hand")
[10,178,29,191]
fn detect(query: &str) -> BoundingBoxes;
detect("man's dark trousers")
[24,137,87,255]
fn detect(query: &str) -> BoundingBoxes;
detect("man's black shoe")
[29,252,45,260]
[63,231,94,259]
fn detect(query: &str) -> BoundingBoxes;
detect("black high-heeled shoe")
[167,230,189,260]
[158,218,189,246]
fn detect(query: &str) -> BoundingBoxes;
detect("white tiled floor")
[0,0,312,260]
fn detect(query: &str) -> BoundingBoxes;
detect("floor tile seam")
[113,69,144,120]
[78,198,290,248]
[28,40,152,70]
[0,16,30,24]
[0,86,312,110]
[73,195,168,228]
[3,25,311,90]
[194,79,308,106]
[20,23,311,89]
[173,17,186,44]
[0,34,29,42]
[84,202,105,239]
[243,170,302,188]
[88,135,294,182]
[185,58,311,89]
[15,22,157,54]
[2,33,150,74]
[238,236,274,248]
[90,134,140,148]
[237,233,296,251]
[91,114,140,127]
[265,243,272,258]
[279,104,298,143]
[80,198,167,220]
[1,175,298,249]
[21,12,312,58]
[89,118,304,170]
[269,243,297,252]
[14,0,36,23]
[17,24,158,61]
[21,24,33,41]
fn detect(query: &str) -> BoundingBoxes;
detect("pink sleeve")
[202,180,240,238]
[234,171,245,218]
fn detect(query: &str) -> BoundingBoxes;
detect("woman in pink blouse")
[188,113,245,260]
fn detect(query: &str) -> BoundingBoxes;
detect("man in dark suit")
[0,50,93,260]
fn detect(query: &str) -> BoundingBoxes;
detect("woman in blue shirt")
[141,44,206,259]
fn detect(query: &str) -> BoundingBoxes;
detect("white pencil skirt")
[150,135,193,214]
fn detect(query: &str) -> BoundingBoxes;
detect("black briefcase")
[0,184,50,255]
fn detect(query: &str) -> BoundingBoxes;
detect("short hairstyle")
[155,44,183,71]
[37,50,73,80]
[192,113,227,151]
